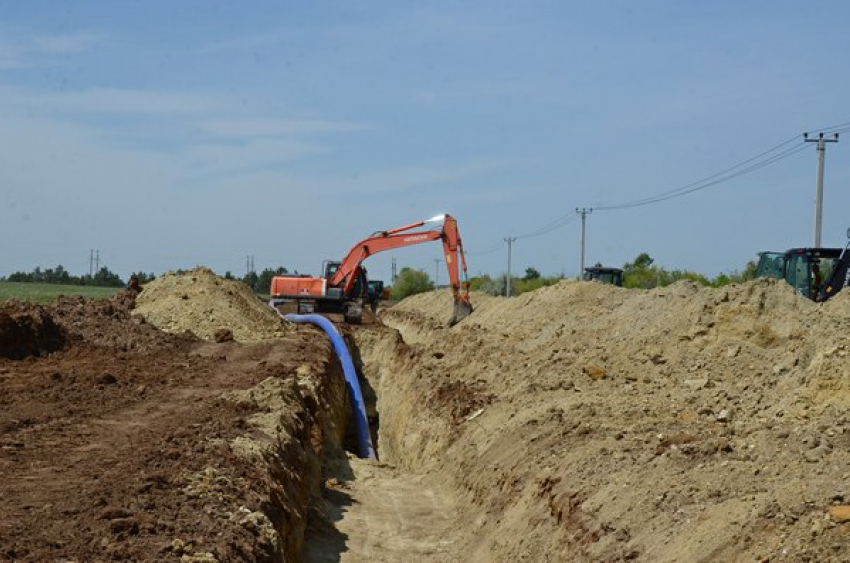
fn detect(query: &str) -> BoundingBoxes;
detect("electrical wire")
[596,140,810,210]
[516,213,580,240]
[809,119,850,134]
[476,119,850,251]
[465,241,504,256]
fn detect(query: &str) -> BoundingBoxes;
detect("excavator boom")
[330,214,472,325]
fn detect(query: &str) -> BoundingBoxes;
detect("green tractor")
[755,228,850,301]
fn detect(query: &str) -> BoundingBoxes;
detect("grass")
[0,281,121,304]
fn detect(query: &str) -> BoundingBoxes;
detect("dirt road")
[305,457,456,562]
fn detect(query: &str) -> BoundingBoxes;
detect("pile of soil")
[0,282,343,562]
[133,268,290,342]
[368,278,850,562]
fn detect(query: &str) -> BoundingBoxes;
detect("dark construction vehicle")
[583,264,624,287]
[269,214,473,325]
[755,228,850,301]
[365,279,388,312]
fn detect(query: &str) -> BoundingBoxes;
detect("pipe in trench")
[277,312,376,459]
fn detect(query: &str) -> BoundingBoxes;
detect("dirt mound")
[1,279,340,562]
[48,289,189,352]
[133,268,290,342]
[373,277,850,561]
[0,302,65,359]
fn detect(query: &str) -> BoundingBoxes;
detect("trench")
[301,322,461,563]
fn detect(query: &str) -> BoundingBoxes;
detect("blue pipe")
[281,313,376,459]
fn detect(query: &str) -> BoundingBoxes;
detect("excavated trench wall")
[347,282,850,562]
[350,325,454,469]
[217,336,354,562]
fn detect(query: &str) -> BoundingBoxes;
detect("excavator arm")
[331,214,473,325]
[821,229,850,301]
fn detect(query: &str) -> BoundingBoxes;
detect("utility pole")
[576,208,592,279]
[89,249,94,277]
[504,237,516,297]
[434,258,441,287]
[95,250,100,272]
[391,257,398,284]
[804,132,839,247]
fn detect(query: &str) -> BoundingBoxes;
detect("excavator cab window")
[323,261,340,279]
[818,258,837,286]
[785,253,813,298]
[755,252,785,279]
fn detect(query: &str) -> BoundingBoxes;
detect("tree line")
[1,265,144,288]
[0,264,292,294]
[465,253,758,298]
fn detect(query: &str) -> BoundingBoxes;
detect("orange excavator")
[270,214,473,325]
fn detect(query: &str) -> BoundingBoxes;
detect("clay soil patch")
[0,288,328,562]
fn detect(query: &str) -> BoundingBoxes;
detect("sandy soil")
[132,267,290,342]
[370,279,850,562]
[6,272,850,562]
[304,458,456,563]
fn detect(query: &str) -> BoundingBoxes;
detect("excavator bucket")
[449,298,473,326]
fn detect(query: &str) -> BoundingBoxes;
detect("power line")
[809,119,850,134]
[516,212,580,240]
[596,139,810,211]
[465,241,504,256]
[468,120,850,262]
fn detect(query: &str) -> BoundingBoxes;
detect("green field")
[0,282,121,304]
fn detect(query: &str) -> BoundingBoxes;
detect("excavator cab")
[322,260,367,300]
[781,248,842,300]
[755,246,843,300]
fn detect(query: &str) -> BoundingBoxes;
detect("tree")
[92,266,124,287]
[623,253,661,288]
[390,268,434,300]
[241,271,259,291]
[468,274,494,292]
[130,272,156,285]
[523,267,541,281]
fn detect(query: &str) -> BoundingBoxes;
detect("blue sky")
[2,1,850,284]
